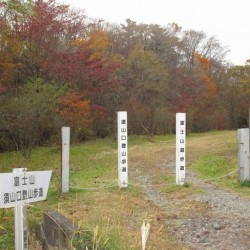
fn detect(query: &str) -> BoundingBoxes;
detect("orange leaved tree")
[60,91,93,141]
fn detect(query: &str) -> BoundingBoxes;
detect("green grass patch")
[0,136,143,248]
[240,181,250,188]
[0,208,15,250]
[191,154,236,179]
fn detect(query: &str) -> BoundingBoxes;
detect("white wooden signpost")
[238,128,250,181]
[0,168,52,250]
[176,113,186,185]
[117,111,128,188]
[61,126,70,193]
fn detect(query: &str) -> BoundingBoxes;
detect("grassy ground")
[0,130,247,249]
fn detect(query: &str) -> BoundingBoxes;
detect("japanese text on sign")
[0,171,52,208]
[176,113,186,185]
[118,111,128,187]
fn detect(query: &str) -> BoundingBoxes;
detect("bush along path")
[131,161,250,250]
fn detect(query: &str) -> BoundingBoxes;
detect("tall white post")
[117,111,128,188]
[61,127,70,193]
[176,113,186,185]
[13,168,28,250]
[238,128,249,181]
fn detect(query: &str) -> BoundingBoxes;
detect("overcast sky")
[63,0,250,65]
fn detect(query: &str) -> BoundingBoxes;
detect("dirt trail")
[131,162,250,250]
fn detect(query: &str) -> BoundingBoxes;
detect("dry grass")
[57,131,237,249]
[58,189,186,249]
[0,130,239,249]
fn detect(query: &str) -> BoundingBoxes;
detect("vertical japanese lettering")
[118,111,128,188]
[176,113,186,185]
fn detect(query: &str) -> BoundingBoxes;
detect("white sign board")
[117,111,128,188]
[176,113,186,185]
[0,170,52,208]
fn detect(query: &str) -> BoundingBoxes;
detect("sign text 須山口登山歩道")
[0,170,52,208]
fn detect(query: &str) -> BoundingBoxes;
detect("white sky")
[63,0,250,65]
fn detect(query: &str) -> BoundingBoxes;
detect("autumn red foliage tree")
[1,0,249,153]
[194,53,217,97]
[0,0,121,140]
[60,91,93,141]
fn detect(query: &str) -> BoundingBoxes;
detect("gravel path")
[131,165,250,250]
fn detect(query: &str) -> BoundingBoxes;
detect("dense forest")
[0,0,250,154]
